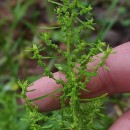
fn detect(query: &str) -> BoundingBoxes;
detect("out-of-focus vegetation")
[0,0,130,130]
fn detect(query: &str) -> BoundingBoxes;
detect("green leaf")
[29,88,62,102]
[85,24,95,30]
[48,0,63,6]
[79,86,90,92]
[55,64,68,73]
[77,18,95,30]
[37,26,61,30]
[104,65,110,71]
[80,93,108,101]
[42,124,53,129]
[76,67,97,77]
[27,89,36,92]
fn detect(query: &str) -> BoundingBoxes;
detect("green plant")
[0,88,29,130]
[19,0,112,130]
[0,1,39,130]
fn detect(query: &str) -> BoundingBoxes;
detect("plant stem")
[67,25,72,65]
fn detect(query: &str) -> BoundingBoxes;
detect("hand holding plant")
[19,0,130,130]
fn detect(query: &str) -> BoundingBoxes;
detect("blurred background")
[0,0,130,130]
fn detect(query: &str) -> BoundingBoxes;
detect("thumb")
[109,110,130,130]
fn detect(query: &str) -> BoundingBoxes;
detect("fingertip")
[26,72,65,112]
[109,109,130,130]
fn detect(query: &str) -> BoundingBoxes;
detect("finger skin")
[26,42,130,112]
[27,72,66,112]
[109,110,130,130]
[82,41,130,97]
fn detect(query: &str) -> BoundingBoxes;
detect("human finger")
[109,110,130,130]
[27,42,130,111]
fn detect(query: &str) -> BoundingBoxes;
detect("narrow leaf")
[27,89,36,92]
[55,64,68,73]
[76,67,97,77]
[104,65,110,71]
[37,26,61,30]
[29,88,62,102]
[80,93,108,101]
[48,0,63,6]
